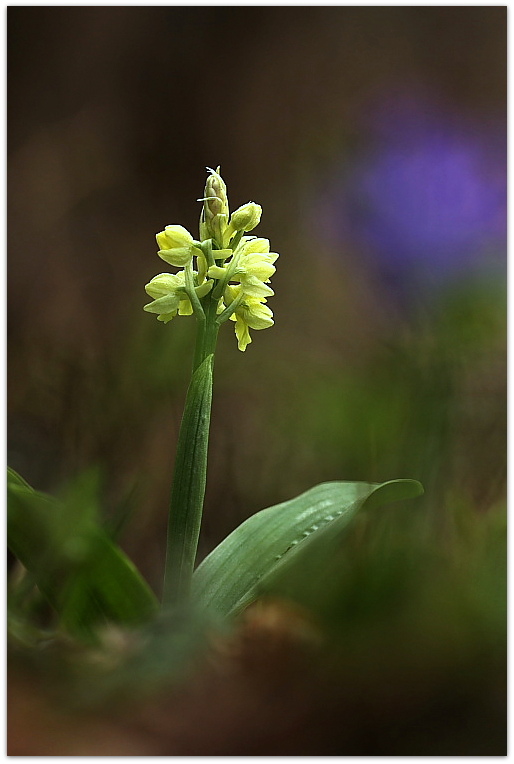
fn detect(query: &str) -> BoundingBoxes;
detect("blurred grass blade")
[192,479,423,617]
[7,467,34,492]
[7,469,158,639]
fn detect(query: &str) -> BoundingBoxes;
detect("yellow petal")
[157,311,177,323]
[207,265,227,280]
[224,284,243,304]
[241,254,276,281]
[245,300,274,330]
[178,299,193,316]
[144,292,181,314]
[239,274,274,298]
[195,279,214,298]
[156,225,193,250]
[158,247,194,267]
[145,272,184,298]
[235,317,252,351]
[239,237,270,256]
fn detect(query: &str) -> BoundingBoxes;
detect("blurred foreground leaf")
[193,479,423,617]
[7,468,158,640]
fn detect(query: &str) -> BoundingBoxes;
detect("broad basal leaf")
[192,479,423,617]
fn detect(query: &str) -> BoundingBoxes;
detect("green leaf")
[163,353,214,605]
[7,469,159,639]
[192,479,423,618]
[7,466,34,492]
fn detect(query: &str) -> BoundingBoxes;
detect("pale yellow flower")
[224,285,274,351]
[144,272,212,323]
[156,225,201,267]
[207,237,279,299]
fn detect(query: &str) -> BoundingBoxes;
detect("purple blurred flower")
[321,94,506,293]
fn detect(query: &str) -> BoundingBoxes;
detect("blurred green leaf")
[7,469,158,640]
[7,466,34,492]
[193,479,423,617]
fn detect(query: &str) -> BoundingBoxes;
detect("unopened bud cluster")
[144,167,278,351]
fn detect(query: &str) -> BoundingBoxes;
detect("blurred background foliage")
[8,6,506,755]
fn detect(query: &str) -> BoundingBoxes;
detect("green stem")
[193,297,219,371]
[184,261,205,320]
[216,293,243,325]
[228,229,244,252]
[162,292,220,607]
[212,245,243,301]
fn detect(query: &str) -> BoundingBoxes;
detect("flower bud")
[230,202,262,233]
[204,167,228,214]
[202,166,230,245]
